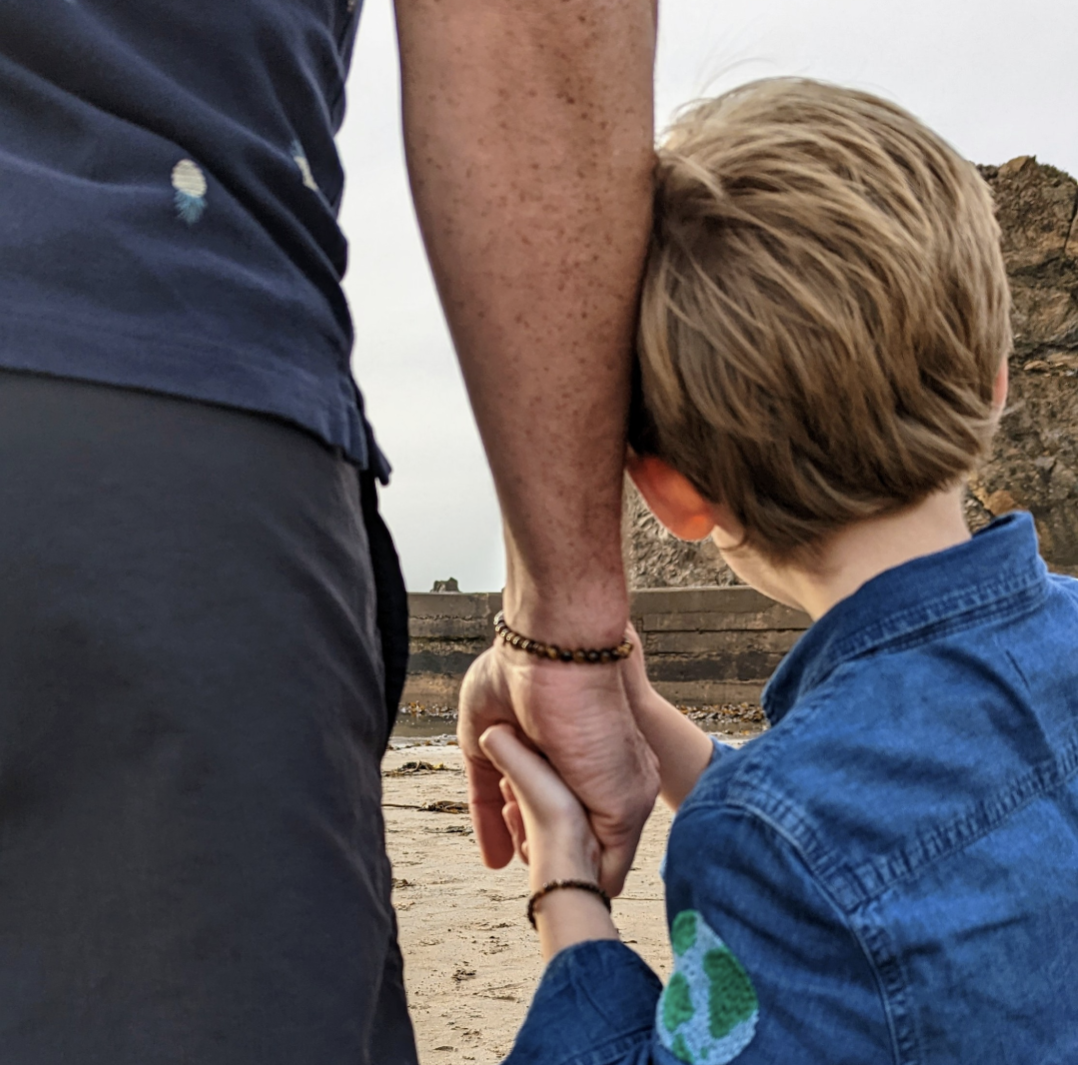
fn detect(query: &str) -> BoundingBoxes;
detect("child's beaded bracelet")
[527,879,612,929]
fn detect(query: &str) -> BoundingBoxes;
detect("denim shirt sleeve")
[502,741,745,1065]
[660,802,894,1063]
[505,796,894,1065]
[504,939,662,1065]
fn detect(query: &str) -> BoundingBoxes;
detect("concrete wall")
[403,588,810,708]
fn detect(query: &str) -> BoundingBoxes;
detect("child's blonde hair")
[631,78,1012,560]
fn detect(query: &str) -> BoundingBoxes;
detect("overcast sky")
[339,0,1078,593]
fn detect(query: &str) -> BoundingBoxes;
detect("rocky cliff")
[626,156,1078,587]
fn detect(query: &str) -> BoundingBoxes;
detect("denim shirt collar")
[762,512,1049,726]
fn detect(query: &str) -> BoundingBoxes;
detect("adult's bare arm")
[393,0,660,894]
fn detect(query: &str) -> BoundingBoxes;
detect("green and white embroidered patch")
[656,910,758,1064]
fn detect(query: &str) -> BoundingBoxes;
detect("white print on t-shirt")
[291,141,320,193]
[171,159,208,224]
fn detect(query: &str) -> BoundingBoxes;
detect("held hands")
[479,724,619,959]
[463,627,712,959]
[458,640,659,896]
[478,724,600,890]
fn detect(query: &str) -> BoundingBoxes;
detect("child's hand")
[479,724,601,891]
[480,725,620,959]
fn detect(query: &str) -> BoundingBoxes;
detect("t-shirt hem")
[0,304,381,474]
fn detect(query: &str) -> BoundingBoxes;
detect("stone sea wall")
[403,588,809,709]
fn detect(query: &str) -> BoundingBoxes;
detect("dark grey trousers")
[0,371,417,1063]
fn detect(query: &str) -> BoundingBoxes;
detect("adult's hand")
[459,642,659,897]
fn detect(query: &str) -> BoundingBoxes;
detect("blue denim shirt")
[506,513,1078,1065]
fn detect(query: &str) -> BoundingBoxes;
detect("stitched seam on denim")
[850,730,1078,899]
[844,585,1047,661]
[554,1027,659,1065]
[854,903,921,1065]
[673,791,859,914]
[757,808,913,1065]
[725,785,852,889]
[707,694,867,905]
[685,703,863,909]
[800,579,1047,695]
[709,686,822,803]
[691,804,904,1065]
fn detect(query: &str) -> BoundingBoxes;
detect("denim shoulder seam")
[684,699,862,906]
[852,901,921,1065]
[717,723,1078,903]
[801,579,1047,694]
[848,727,1078,899]
[680,802,904,1064]
[851,584,1046,661]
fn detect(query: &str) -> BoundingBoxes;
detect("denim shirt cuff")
[505,939,662,1065]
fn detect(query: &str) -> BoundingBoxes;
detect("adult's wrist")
[496,482,630,643]
[501,577,630,648]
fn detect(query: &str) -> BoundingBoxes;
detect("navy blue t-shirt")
[0,0,387,474]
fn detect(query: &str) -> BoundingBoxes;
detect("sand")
[383,733,756,1063]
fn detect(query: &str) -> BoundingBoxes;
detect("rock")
[1047,351,1078,371]
[956,364,1078,571]
[976,158,1078,575]
[978,159,1078,360]
[982,156,1077,272]
[431,577,460,593]
[983,489,1020,517]
[627,157,1078,586]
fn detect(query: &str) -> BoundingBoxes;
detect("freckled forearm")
[393,0,657,645]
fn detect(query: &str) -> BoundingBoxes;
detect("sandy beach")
[384,726,760,1063]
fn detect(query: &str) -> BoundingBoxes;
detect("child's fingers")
[501,796,529,864]
[499,776,516,805]
[479,724,578,819]
[499,778,530,861]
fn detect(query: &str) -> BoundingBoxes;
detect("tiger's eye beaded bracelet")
[493,610,634,664]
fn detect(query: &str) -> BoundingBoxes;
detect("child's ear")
[626,453,716,541]
[992,358,1009,413]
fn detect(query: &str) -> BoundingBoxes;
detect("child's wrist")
[530,855,600,894]
[533,886,619,960]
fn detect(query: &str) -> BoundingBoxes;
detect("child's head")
[629,77,1011,567]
